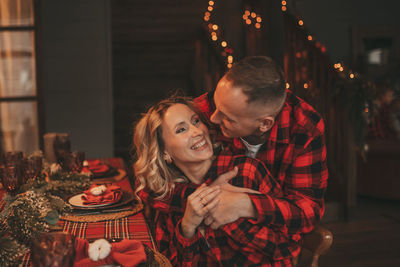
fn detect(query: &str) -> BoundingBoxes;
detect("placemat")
[91,168,127,183]
[61,202,143,222]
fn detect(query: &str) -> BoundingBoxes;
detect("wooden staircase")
[111,0,207,160]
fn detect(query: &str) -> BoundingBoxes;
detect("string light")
[307,35,313,41]
[227,55,233,63]
[298,20,304,26]
[209,1,214,6]
[349,73,355,79]
[242,10,262,29]
[282,0,287,5]
[227,63,232,68]
[212,35,217,41]
[339,67,344,72]
[303,83,309,89]
[221,41,227,47]
[286,83,290,89]
[282,6,287,12]
[212,24,218,30]
[208,6,213,11]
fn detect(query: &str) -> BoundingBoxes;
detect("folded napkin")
[74,238,146,267]
[81,184,122,205]
[87,159,109,174]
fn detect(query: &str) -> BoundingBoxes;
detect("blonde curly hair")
[133,95,207,200]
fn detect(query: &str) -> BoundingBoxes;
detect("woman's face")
[161,103,213,168]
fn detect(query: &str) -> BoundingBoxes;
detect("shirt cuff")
[248,193,274,224]
[174,219,202,247]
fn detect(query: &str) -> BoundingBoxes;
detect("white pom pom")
[88,239,111,261]
[90,185,107,196]
[50,163,62,174]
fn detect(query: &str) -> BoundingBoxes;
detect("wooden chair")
[144,204,333,267]
[293,225,333,267]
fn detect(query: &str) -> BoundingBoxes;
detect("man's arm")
[206,133,328,236]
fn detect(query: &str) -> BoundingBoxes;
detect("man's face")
[210,77,270,139]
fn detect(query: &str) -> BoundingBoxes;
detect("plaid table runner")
[19,158,155,266]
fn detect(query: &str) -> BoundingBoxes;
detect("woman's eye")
[176,127,186,134]
[193,118,201,125]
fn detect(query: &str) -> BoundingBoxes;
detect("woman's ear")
[163,152,172,164]
[259,116,275,133]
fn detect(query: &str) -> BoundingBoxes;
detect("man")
[141,56,328,265]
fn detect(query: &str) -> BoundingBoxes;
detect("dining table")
[0,157,164,266]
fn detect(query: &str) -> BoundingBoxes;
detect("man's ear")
[259,116,275,133]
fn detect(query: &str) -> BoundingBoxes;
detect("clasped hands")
[181,167,260,238]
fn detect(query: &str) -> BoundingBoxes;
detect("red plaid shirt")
[141,148,295,266]
[194,90,328,234]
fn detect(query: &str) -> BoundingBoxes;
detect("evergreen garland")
[0,168,91,265]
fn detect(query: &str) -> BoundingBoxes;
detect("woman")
[133,96,294,266]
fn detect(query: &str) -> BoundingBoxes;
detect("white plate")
[68,193,118,208]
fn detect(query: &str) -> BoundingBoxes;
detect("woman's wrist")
[181,217,196,238]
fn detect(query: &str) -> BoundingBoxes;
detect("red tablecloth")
[1,158,154,266]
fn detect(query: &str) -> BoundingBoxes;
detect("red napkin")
[87,159,109,174]
[74,238,147,267]
[81,184,122,205]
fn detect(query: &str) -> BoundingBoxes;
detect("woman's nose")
[190,125,203,137]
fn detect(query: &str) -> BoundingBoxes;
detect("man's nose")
[210,110,221,124]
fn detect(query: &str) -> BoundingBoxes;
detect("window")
[0,0,39,154]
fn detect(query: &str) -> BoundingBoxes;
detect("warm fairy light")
[228,55,233,63]
[298,20,304,26]
[282,6,287,11]
[255,23,261,29]
[315,42,321,48]
[242,14,248,20]
[256,17,262,23]
[365,107,369,113]
[286,83,290,89]
[304,83,309,89]
[221,41,227,47]
[244,10,250,16]
[334,63,342,69]
[204,16,210,21]
[205,12,211,17]
[227,63,232,68]
[209,1,214,6]
[211,31,217,36]
[282,0,287,5]
[246,19,251,25]
[307,35,313,41]
[296,52,301,58]
[349,73,355,79]
[321,46,326,53]
[339,67,344,72]
[212,35,218,41]
[212,24,218,30]
[208,6,213,11]
[208,23,213,29]
[251,12,256,18]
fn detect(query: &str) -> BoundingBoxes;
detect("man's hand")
[204,190,256,229]
[211,167,261,194]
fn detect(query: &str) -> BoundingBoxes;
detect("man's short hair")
[224,56,286,107]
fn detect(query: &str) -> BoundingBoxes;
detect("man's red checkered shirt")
[139,90,328,266]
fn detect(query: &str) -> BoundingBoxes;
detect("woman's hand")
[181,184,220,238]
